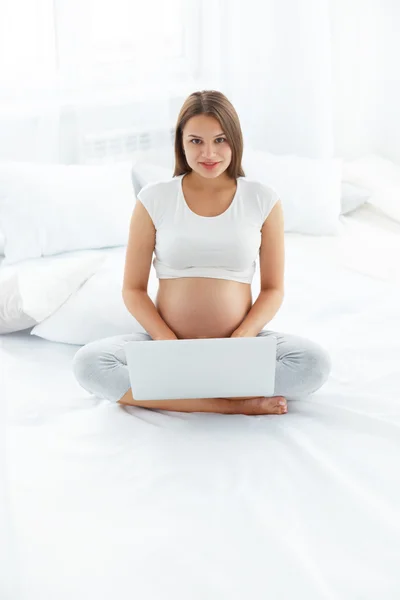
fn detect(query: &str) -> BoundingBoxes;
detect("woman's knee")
[305,341,332,391]
[71,332,151,395]
[72,342,101,387]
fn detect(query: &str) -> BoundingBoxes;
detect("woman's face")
[181,114,232,179]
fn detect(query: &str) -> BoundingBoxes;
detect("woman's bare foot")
[118,389,288,415]
[262,395,288,414]
[230,395,287,415]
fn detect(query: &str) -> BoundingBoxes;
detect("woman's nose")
[201,144,217,158]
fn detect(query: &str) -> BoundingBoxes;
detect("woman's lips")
[200,162,220,169]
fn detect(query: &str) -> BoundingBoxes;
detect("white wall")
[329,0,400,164]
[374,1,400,164]
[223,0,335,159]
[329,0,385,160]
[225,0,400,164]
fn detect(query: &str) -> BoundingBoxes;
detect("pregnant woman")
[72,90,331,415]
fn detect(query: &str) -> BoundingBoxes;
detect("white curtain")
[219,0,393,161]
[0,0,60,161]
[0,0,397,164]
[218,0,335,159]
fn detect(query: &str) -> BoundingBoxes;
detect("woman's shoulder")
[239,176,279,199]
[137,175,182,202]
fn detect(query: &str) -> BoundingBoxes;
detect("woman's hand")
[230,329,255,338]
[230,330,243,338]
[153,332,179,341]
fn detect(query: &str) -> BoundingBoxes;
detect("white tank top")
[137,173,279,284]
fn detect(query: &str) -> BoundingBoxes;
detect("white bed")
[3,203,400,600]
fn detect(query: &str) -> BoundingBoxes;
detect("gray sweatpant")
[72,329,332,404]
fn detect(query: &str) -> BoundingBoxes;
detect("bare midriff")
[155,278,252,340]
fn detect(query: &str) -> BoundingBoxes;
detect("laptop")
[124,335,277,401]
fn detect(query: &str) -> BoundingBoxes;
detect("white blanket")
[3,203,400,600]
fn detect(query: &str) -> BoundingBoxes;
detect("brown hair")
[173,90,246,179]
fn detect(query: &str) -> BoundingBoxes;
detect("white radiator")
[79,126,175,164]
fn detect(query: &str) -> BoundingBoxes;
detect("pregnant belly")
[155,278,253,339]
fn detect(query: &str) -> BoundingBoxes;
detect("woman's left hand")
[230,329,254,338]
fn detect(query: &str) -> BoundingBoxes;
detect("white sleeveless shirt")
[137,173,279,284]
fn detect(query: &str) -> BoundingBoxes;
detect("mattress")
[2,204,400,600]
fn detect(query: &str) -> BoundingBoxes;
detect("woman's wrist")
[152,331,178,341]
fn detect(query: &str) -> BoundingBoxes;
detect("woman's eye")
[190,138,226,144]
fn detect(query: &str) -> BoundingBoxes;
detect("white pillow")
[131,161,174,196]
[0,271,37,333]
[0,251,105,334]
[242,149,343,235]
[369,186,400,223]
[342,154,400,223]
[340,182,370,215]
[31,248,153,344]
[0,161,136,265]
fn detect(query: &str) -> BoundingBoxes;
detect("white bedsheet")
[2,204,400,600]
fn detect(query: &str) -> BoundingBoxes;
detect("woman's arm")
[123,290,178,340]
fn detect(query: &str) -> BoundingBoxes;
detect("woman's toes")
[259,396,287,414]
[274,396,287,414]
